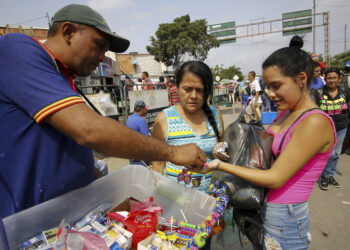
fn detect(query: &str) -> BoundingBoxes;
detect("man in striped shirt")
[169,79,180,105]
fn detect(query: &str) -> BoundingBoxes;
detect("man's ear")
[61,22,77,45]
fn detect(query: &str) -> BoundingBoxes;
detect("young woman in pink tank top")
[201,36,336,249]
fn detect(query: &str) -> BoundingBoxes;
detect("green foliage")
[146,15,220,72]
[211,64,244,81]
[318,54,324,63]
[330,50,350,68]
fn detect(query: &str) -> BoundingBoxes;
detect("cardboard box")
[2,165,216,249]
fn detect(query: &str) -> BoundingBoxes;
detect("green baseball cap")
[51,4,130,53]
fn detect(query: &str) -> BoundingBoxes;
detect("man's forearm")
[86,116,175,161]
[47,103,206,168]
[46,103,175,162]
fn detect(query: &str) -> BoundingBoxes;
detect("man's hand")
[169,143,207,170]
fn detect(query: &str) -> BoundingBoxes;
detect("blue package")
[110,242,123,250]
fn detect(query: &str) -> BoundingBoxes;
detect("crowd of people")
[1,3,349,250]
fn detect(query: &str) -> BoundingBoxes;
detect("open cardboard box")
[2,165,216,249]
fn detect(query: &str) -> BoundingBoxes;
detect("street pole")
[45,12,50,27]
[345,24,347,53]
[313,0,316,53]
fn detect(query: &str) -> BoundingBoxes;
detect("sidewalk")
[99,102,350,249]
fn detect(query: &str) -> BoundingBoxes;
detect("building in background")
[117,53,173,83]
[0,24,48,40]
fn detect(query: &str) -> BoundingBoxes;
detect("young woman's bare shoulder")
[294,112,334,147]
[300,112,332,130]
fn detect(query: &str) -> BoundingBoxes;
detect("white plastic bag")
[98,91,116,116]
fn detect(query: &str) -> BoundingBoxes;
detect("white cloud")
[128,12,153,21]
[88,0,133,12]
[118,25,140,39]
[155,4,180,14]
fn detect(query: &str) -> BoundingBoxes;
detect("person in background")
[0,4,206,218]
[234,82,241,103]
[247,71,263,121]
[340,60,350,90]
[259,77,271,112]
[164,76,171,89]
[319,62,328,84]
[169,79,180,106]
[310,61,324,90]
[340,60,350,154]
[241,81,250,114]
[204,36,336,249]
[152,61,225,194]
[228,82,235,104]
[157,75,165,89]
[141,71,154,90]
[133,77,142,91]
[315,67,350,190]
[126,100,151,166]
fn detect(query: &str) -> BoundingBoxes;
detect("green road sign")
[283,18,312,28]
[282,9,312,20]
[283,27,312,36]
[210,29,236,37]
[209,21,235,31]
[282,9,312,36]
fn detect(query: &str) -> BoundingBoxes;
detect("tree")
[211,65,244,81]
[330,50,350,69]
[146,15,220,73]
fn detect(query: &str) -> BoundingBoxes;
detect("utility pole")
[313,0,316,53]
[45,12,50,27]
[345,24,347,53]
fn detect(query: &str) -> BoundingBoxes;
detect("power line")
[318,4,350,7]
[10,16,46,26]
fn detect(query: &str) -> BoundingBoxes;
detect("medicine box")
[2,165,216,249]
[261,111,277,125]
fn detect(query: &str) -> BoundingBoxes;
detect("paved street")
[100,102,350,249]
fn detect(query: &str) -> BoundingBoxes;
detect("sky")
[1,0,349,76]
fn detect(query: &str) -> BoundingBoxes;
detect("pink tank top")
[266,110,336,204]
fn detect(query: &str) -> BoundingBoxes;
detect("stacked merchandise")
[19,181,229,250]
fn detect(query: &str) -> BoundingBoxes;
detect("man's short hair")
[47,22,86,37]
[142,71,149,77]
[312,61,321,69]
[48,22,63,37]
[134,106,143,112]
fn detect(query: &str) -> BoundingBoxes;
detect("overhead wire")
[10,16,46,26]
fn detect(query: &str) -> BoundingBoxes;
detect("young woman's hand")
[185,159,222,174]
[206,159,221,170]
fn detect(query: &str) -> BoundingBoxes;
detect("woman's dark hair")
[262,36,314,86]
[176,61,221,141]
[312,61,320,68]
[324,67,342,78]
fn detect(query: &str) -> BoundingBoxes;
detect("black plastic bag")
[233,208,264,249]
[217,114,273,211]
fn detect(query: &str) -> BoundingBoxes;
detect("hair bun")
[289,35,303,49]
